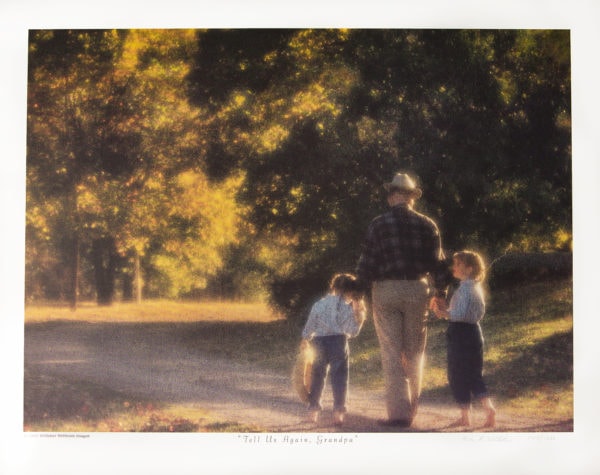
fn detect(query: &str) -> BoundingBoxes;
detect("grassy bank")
[24,299,281,323]
[352,279,573,419]
[24,278,572,431]
[421,279,573,418]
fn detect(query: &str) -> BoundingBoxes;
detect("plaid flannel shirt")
[356,204,451,296]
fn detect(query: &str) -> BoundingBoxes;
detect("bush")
[488,252,572,289]
[269,274,327,326]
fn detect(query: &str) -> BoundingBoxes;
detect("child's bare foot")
[448,414,471,428]
[333,411,344,426]
[449,409,471,427]
[483,408,496,428]
[306,410,319,423]
[481,398,496,428]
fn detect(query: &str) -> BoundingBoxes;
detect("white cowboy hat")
[383,173,423,199]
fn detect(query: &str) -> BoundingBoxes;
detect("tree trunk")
[68,234,80,310]
[92,237,117,306]
[122,273,133,301]
[135,251,142,304]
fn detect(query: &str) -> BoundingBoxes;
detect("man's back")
[356,204,443,285]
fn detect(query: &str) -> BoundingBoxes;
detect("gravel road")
[24,321,572,433]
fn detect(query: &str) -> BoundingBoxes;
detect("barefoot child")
[431,251,496,428]
[301,273,366,425]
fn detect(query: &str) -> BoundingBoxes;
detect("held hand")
[430,296,447,311]
[428,297,437,310]
[429,298,440,318]
[429,297,448,319]
[429,299,439,317]
[351,299,367,318]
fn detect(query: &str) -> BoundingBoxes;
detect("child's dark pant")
[308,335,349,412]
[447,322,488,405]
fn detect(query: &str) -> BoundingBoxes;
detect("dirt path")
[24,321,572,433]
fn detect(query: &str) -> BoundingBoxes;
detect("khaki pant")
[372,279,430,421]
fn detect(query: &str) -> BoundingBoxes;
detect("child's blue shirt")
[302,294,365,339]
[448,279,486,324]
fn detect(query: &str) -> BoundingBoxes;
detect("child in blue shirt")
[432,250,496,428]
[301,273,366,425]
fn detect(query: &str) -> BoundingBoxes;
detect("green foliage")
[26,29,572,317]
[27,30,243,302]
[188,29,571,318]
[488,251,572,289]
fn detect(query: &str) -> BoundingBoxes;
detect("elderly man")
[356,172,450,427]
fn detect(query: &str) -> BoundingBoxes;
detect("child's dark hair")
[329,273,360,295]
[453,250,486,281]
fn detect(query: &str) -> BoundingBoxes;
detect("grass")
[422,280,573,419]
[337,278,573,420]
[24,299,281,323]
[482,280,573,418]
[24,278,573,431]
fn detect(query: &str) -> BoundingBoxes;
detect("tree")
[188,29,571,318]
[108,30,242,299]
[27,30,130,307]
[27,29,243,305]
[27,28,571,316]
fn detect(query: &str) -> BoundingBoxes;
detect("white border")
[2,1,599,474]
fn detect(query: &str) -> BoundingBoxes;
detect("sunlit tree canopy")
[26,28,571,315]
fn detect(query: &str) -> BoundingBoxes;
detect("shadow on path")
[24,320,573,433]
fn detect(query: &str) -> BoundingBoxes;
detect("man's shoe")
[377,418,411,428]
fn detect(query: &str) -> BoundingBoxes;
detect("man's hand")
[429,297,449,320]
[352,299,367,317]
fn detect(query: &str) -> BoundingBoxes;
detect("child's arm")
[300,338,311,350]
[432,285,484,323]
[352,299,367,324]
[431,299,450,320]
[343,299,366,337]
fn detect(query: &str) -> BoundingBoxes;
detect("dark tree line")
[187,29,571,316]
